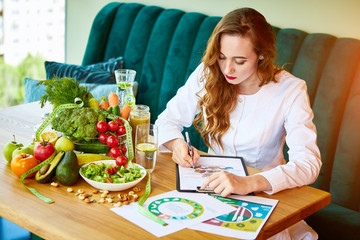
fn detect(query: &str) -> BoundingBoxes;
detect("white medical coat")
[155,63,321,195]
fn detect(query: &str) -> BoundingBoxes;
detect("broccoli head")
[51,107,100,141]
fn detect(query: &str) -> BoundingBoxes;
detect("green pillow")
[45,56,124,83]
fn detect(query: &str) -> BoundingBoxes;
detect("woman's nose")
[224,60,235,74]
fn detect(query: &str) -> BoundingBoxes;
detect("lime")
[135,143,158,152]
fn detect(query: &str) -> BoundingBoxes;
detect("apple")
[26,140,38,154]
[12,145,33,159]
[3,135,23,163]
[54,136,74,152]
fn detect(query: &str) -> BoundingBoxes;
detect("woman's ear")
[259,55,264,60]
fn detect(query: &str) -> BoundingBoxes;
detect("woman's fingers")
[171,139,201,168]
[192,147,200,165]
[201,171,221,189]
[201,172,236,197]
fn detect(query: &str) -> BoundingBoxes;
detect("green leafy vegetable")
[37,76,93,108]
[81,162,143,183]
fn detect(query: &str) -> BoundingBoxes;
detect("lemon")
[135,143,158,152]
[39,130,59,145]
[89,98,99,110]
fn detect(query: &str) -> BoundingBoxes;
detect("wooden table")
[0,102,331,240]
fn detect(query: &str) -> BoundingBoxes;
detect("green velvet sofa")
[24,2,360,239]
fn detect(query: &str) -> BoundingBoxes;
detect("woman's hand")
[164,138,200,167]
[201,172,272,197]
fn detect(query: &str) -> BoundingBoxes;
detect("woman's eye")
[235,60,246,65]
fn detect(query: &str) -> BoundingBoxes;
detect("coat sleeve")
[257,80,322,194]
[155,63,205,152]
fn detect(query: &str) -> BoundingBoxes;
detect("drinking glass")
[135,123,158,173]
[115,69,136,108]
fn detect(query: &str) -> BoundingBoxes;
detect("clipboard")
[176,155,248,193]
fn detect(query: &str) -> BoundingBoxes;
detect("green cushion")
[312,38,360,191]
[123,5,164,83]
[291,34,336,105]
[306,203,360,239]
[104,3,144,60]
[82,2,122,66]
[136,9,185,122]
[275,28,307,72]
[157,12,207,117]
[330,61,360,211]
[186,16,221,79]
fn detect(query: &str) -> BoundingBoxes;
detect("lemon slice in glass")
[40,130,59,145]
[135,143,158,152]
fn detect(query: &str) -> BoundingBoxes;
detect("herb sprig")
[37,76,92,108]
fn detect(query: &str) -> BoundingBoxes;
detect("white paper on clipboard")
[176,155,248,192]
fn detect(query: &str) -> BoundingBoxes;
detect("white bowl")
[79,160,146,191]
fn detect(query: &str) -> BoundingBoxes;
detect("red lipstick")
[226,75,236,80]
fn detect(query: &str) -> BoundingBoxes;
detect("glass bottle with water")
[115,69,136,108]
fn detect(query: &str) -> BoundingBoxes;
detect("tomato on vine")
[109,147,122,158]
[98,133,109,144]
[96,121,108,133]
[117,125,126,136]
[106,135,119,148]
[107,121,119,132]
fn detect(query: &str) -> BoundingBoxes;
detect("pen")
[185,132,195,168]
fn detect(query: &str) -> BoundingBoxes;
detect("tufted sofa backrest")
[82,2,360,212]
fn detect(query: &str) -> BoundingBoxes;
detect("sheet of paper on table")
[111,190,235,237]
[189,195,279,239]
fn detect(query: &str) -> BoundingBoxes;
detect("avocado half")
[35,151,65,183]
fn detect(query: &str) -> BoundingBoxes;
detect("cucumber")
[76,153,113,165]
[74,142,110,154]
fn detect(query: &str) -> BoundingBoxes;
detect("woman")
[155,8,321,239]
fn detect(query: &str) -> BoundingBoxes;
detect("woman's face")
[217,34,261,90]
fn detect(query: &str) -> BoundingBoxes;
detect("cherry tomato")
[107,121,119,132]
[106,135,119,148]
[105,168,114,175]
[109,147,122,158]
[120,144,127,154]
[11,153,39,178]
[114,118,124,125]
[115,155,128,166]
[112,166,119,173]
[98,133,109,144]
[33,140,55,162]
[96,121,108,133]
[117,125,126,136]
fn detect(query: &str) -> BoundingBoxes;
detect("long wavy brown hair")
[194,8,281,151]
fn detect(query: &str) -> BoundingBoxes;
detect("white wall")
[66,0,360,64]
